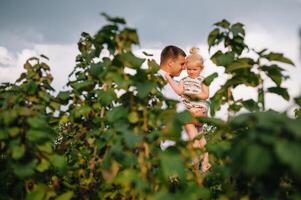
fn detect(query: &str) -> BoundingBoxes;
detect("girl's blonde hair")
[186,47,204,69]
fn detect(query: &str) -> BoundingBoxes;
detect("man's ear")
[167,58,174,68]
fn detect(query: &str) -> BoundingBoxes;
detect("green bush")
[0,14,300,200]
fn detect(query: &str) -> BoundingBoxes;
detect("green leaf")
[0,129,8,139]
[57,91,71,104]
[101,12,126,24]
[229,102,243,112]
[12,144,25,160]
[261,64,283,86]
[142,51,153,56]
[36,159,50,172]
[263,52,294,65]
[207,141,231,158]
[294,96,301,106]
[55,191,74,200]
[295,108,301,118]
[207,28,220,47]
[27,117,49,129]
[1,110,18,125]
[175,111,192,124]
[25,81,38,95]
[175,183,211,200]
[147,59,160,73]
[136,81,156,98]
[244,144,272,175]
[154,191,174,200]
[226,72,260,87]
[211,51,235,66]
[230,22,245,36]
[121,28,140,44]
[90,63,105,78]
[214,19,230,29]
[26,184,46,200]
[160,149,185,180]
[37,142,53,153]
[123,131,141,148]
[38,91,51,102]
[285,118,301,138]
[96,89,116,106]
[275,140,301,177]
[8,127,20,137]
[106,106,129,123]
[73,105,92,118]
[12,159,38,178]
[203,72,218,86]
[26,129,49,142]
[70,80,94,92]
[128,111,139,123]
[241,99,260,112]
[268,87,290,101]
[120,52,145,68]
[18,107,32,116]
[258,88,265,109]
[48,154,66,170]
[226,58,254,72]
[114,169,144,190]
[40,54,49,60]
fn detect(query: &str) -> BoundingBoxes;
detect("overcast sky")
[0,0,300,118]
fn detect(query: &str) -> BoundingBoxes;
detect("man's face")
[170,55,186,77]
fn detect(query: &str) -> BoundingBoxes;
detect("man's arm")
[197,83,209,100]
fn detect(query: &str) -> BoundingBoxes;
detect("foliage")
[0,57,65,199]
[202,19,301,200]
[0,15,300,200]
[206,19,294,117]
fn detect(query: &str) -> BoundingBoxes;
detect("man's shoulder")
[157,69,166,77]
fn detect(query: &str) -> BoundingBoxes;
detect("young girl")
[165,47,210,172]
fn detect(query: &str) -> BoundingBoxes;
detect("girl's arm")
[187,83,209,100]
[165,74,184,95]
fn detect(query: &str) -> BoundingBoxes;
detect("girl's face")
[186,63,202,78]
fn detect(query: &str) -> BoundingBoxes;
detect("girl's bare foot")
[201,152,210,172]
[201,161,211,173]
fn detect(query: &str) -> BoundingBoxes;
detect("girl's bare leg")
[184,123,199,148]
[187,107,211,172]
[201,152,211,172]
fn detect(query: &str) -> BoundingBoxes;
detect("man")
[158,45,186,111]
[158,45,186,149]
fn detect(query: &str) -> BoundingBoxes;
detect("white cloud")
[0,46,14,66]
[0,47,37,83]
[0,44,77,92]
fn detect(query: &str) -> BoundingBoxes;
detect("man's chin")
[173,72,181,77]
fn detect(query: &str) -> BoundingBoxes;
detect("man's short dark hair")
[160,45,186,65]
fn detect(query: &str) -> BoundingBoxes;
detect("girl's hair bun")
[189,47,199,55]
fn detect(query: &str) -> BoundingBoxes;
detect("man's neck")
[160,65,169,73]
[159,67,176,78]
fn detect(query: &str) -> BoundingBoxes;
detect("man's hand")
[183,92,199,101]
